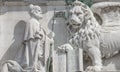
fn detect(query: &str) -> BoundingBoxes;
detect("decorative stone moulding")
[3,1,28,6]
[0,0,67,6]
[0,0,47,6]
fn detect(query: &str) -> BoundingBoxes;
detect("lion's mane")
[78,5,101,41]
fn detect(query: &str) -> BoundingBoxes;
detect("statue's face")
[33,8,43,19]
[69,7,84,29]
[29,5,43,19]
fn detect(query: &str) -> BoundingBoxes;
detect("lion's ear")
[29,4,34,10]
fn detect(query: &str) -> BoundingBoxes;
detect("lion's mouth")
[70,19,81,24]
[72,23,81,26]
[72,23,82,29]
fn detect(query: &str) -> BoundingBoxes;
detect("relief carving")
[59,1,120,72]
[1,4,53,72]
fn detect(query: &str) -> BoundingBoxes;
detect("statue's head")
[69,0,85,29]
[29,4,43,20]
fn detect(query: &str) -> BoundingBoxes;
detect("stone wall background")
[0,0,120,6]
[0,6,30,68]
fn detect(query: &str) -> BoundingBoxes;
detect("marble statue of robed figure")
[1,4,53,72]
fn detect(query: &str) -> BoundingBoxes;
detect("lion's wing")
[91,2,120,26]
[100,31,120,58]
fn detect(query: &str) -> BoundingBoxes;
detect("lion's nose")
[70,17,77,23]
[70,19,76,24]
[76,23,81,26]
[71,19,75,23]
[70,14,82,24]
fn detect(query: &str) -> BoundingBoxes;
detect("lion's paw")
[85,66,102,72]
[58,43,73,53]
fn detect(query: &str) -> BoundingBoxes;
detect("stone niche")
[0,5,30,69]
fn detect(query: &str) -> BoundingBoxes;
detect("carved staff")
[46,8,56,72]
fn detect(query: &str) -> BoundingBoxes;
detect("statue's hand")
[4,60,23,72]
[49,32,55,39]
[58,43,73,53]
[47,32,55,44]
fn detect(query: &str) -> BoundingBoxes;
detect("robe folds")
[1,18,51,72]
[16,18,46,71]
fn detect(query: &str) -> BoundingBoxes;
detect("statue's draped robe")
[1,18,49,72]
[16,18,46,71]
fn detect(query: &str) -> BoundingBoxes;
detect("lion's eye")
[76,13,82,16]
[73,24,76,25]
[70,12,72,15]
[37,9,41,12]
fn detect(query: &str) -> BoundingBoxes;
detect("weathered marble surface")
[1,1,120,72]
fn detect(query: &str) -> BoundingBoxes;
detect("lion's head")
[68,0,101,40]
[68,0,85,29]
